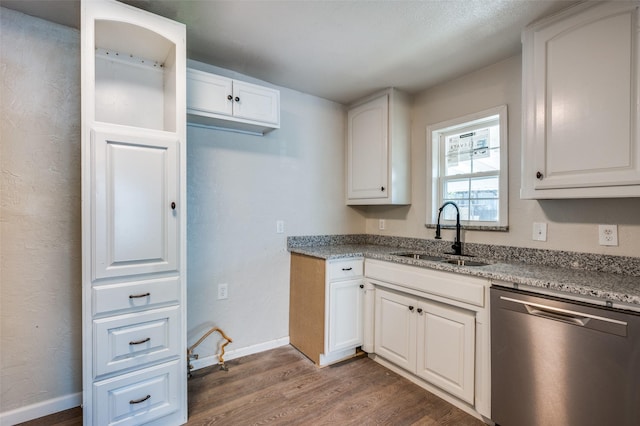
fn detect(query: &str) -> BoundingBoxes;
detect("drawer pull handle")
[129,292,150,299]
[129,337,151,345]
[342,267,353,271]
[129,394,151,404]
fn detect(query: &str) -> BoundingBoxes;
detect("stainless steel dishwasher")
[491,287,640,426]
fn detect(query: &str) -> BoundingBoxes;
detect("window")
[427,105,508,229]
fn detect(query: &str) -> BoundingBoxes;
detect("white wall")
[0,7,82,416]
[365,55,640,257]
[186,61,365,364]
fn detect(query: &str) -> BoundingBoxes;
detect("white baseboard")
[0,392,81,426]
[189,336,290,371]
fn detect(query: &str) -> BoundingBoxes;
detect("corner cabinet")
[521,2,640,199]
[346,88,411,205]
[81,1,187,425]
[289,253,364,366]
[186,68,280,135]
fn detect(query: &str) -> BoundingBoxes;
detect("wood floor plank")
[17,345,487,426]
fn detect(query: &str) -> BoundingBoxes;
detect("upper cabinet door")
[92,127,180,279]
[186,69,233,117]
[347,88,411,205]
[232,80,280,125]
[521,2,640,198]
[347,94,390,200]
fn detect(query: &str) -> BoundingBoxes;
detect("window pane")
[472,147,500,172]
[443,178,469,199]
[444,125,500,176]
[470,199,498,222]
[470,176,499,199]
[440,200,469,221]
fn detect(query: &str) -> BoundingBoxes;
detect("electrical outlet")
[598,225,618,246]
[276,220,284,234]
[532,222,547,241]
[217,283,228,300]
[379,219,385,230]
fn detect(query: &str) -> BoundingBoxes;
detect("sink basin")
[394,253,446,262]
[443,259,490,267]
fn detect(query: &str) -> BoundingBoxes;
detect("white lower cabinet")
[289,254,364,366]
[328,278,364,353]
[375,288,475,404]
[93,360,182,426]
[416,299,475,404]
[366,259,490,420]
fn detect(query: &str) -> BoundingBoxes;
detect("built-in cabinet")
[289,253,364,366]
[346,88,411,205]
[81,1,187,424]
[521,2,640,199]
[187,68,280,135]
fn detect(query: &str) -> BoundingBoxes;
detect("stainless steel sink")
[394,253,446,262]
[442,259,490,267]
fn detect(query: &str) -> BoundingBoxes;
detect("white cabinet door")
[374,288,416,372]
[347,94,389,201]
[328,278,363,353]
[92,128,180,279]
[521,2,640,198]
[233,80,280,125]
[415,300,475,404]
[186,69,233,117]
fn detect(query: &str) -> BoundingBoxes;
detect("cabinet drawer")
[93,360,181,426]
[328,258,363,280]
[93,277,180,316]
[94,306,180,377]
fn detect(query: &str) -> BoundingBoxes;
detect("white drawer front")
[94,306,180,377]
[93,360,180,426]
[93,276,180,316]
[328,258,363,280]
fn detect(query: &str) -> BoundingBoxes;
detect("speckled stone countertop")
[288,235,640,310]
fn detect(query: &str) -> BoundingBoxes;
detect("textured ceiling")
[2,0,588,104]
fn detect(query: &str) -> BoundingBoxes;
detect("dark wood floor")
[19,345,486,425]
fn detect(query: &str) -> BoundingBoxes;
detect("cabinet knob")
[227,95,233,101]
[417,308,423,314]
[408,305,414,312]
[171,202,176,210]
[380,186,385,192]
[359,284,364,289]
[235,96,240,102]
[536,171,543,180]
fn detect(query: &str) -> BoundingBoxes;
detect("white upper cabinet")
[187,68,280,135]
[347,88,411,205]
[521,2,640,199]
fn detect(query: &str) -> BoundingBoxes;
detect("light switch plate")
[532,222,547,241]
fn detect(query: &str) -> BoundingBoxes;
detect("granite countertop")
[289,241,640,310]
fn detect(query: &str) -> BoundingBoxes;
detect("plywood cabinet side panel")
[289,253,326,364]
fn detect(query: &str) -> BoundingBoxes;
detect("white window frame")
[426,105,508,229]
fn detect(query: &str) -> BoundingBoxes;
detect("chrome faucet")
[435,201,462,255]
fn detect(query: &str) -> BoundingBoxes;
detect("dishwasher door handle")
[499,296,628,336]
